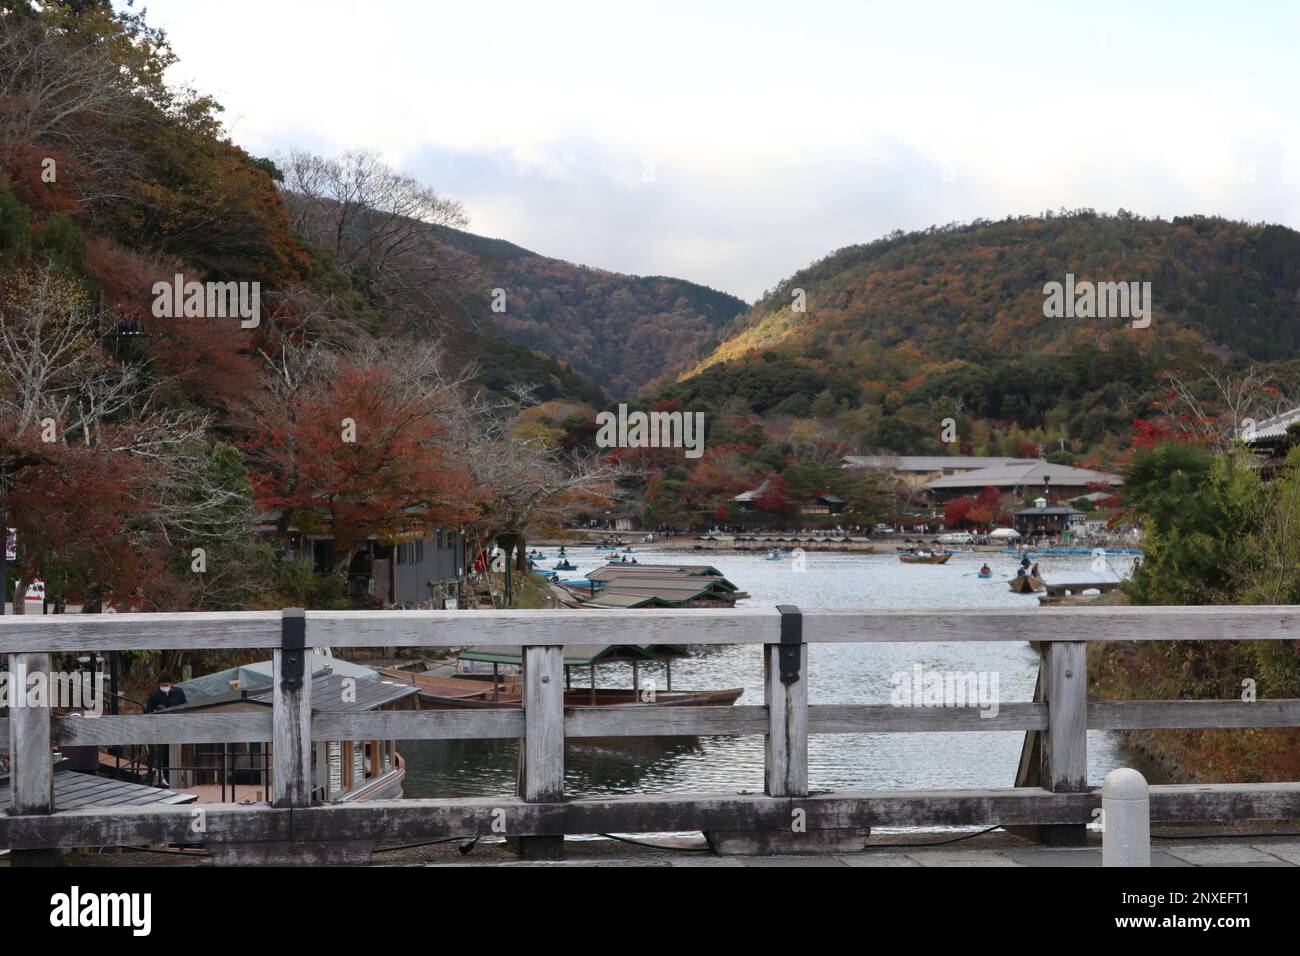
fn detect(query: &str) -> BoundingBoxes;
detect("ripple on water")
[400,547,1137,798]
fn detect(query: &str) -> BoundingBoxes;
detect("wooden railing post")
[272,608,312,808]
[1040,640,1088,846]
[519,644,564,860]
[766,605,808,798]
[7,652,58,865]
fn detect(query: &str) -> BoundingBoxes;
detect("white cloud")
[141,0,1300,300]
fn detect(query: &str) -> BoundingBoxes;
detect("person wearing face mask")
[146,673,187,713]
[145,674,187,787]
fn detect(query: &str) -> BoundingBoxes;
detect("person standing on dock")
[145,673,187,787]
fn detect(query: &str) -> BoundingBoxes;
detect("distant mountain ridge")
[688,211,1300,378]
[434,225,749,396]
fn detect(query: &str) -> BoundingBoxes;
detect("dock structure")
[4,605,1300,863]
[570,563,742,608]
[1038,575,1124,604]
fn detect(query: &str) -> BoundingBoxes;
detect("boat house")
[276,527,467,608]
[1014,498,1086,538]
[577,563,741,608]
[920,460,1122,502]
[164,662,419,803]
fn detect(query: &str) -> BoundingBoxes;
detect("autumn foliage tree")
[245,352,477,580]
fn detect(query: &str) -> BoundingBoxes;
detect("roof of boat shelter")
[0,768,196,810]
[586,562,732,581]
[165,672,418,713]
[175,652,382,702]
[460,644,689,666]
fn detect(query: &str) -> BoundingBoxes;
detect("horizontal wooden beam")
[2,605,1298,652]
[316,709,525,741]
[808,702,1048,733]
[52,713,272,745]
[32,697,1300,748]
[4,783,1299,850]
[1088,699,1300,730]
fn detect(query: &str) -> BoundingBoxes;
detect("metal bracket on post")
[281,607,306,690]
[776,604,802,685]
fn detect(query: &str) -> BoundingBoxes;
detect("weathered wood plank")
[565,705,767,738]
[1088,699,1300,729]
[52,713,273,745]
[0,611,282,652]
[2,605,1299,653]
[272,614,312,809]
[522,646,564,802]
[39,697,1294,751]
[1040,641,1088,847]
[7,654,53,814]
[809,702,1048,733]
[39,700,1055,747]
[5,783,1299,849]
[316,709,525,740]
[520,645,565,859]
[765,643,807,797]
[6,653,57,865]
[1042,642,1088,792]
[1,803,292,848]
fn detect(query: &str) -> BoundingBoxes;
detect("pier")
[4,605,1300,864]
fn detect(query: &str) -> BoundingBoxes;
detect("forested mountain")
[0,2,620,614]
[661,213,1300,462]
[433,225,749,396]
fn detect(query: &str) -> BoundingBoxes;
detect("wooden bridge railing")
[3,605,1300,863]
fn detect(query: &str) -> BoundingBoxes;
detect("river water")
[400,545,1144,800]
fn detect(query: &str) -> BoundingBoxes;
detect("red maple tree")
[245,364,475,577]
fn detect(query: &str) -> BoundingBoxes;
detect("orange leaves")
[6,438,168,607]
[246,363,474,557]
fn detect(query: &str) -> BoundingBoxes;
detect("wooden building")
[1014,498,1086,538]
[278,527,467,608]
[161,670,418,804]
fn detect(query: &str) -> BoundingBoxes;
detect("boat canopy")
[459,644,689,666]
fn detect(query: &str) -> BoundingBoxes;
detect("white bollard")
[1102,768,1150,867]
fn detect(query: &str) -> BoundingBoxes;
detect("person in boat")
[630,557,638,564]
[979,563,991,575]
[1031,562,1041,577]
[1016,566,1027,577]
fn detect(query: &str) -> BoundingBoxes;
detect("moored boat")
[898,550,952,564]
[376,643,742,709]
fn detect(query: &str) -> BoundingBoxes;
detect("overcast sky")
[138,0,1299,302]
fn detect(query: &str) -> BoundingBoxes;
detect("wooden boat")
[375,666,742,709]
[1009,574,1045,593]
[898,551,952,564]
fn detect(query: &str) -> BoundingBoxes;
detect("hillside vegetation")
[664,212,1300,464]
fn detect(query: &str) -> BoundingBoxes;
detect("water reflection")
[401,547,1138,797]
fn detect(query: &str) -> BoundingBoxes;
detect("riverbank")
[530,535,1077,555]
[1089,592,1300,784]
